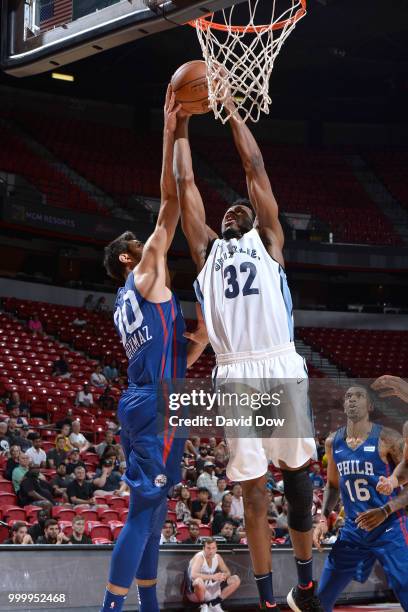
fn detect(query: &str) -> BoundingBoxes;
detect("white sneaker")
[199,605,209,612]
[209,604,225,612]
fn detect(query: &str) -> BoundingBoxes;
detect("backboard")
[1,0,245,77]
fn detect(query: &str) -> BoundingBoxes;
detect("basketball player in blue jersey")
[99,88,208,612]
[313,385,408,610]
[174,102,322,612]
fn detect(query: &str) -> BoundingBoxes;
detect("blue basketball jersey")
[333,423,401,537]
[113,272,187,384]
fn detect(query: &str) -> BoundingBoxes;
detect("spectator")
[67,465,95,505]
[230,483,244,522]
[69,421,90,454]
[36,519,70,544]
[50,463,70,500]
[95,430,117,458]
[18,466,54,508]
[12,452,30,493]
[6,391,29,415]
[5,445,21,480]
[185,436,201,458]
[95,296,107,313]
[90,365,108,389]
[28,508,51,543]
[220,521,241,544]
[315,437,325,461]
[70,516,92,544]
[66,448,86,475]
[83,294,94,310]
[213,450,227,478]
[212,495,239,535]
[0,421,10,455]
[25,434,46,468]
[6,418,23,447]
[181,452,197,485]
[11,424,31,453]
[75,384,94,408]
[47,435,68,469]
[175,485,196,525]
[27,313,43,334]
[97,386,116,411]
[6,403,29,427]
[160,520,178,544]
[196,461,218,500]
[92,457,121,495]
[196,445,215,474]
[191,487,213,526]
[186,538,241,610]
[183,523,201,545]
[52,353,71,379]
[4,522,33,545]
[309,463,325,489]
[212,478,228,506]
[58,423,73,452]
[102,360,119,382]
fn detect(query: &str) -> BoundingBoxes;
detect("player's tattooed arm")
[173,114,217,271]
[313,432,340,550]
[376,426,408,495]
[226,103,285,256]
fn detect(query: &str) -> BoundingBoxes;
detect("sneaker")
[259,604,281,610]
[209,605,225,612]
[199,605,209,612]
[287,581,323,612]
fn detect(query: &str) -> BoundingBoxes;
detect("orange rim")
[188,0,306,33]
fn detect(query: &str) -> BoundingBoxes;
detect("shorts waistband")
[216,341,296,365]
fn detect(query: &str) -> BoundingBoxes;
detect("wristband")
[381,503,392,518]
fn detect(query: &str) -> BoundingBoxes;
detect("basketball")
[171,60,209,115]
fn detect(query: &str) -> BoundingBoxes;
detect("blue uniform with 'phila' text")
[318,424,408,611]
[107,271,187,589]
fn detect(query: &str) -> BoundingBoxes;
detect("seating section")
[366,151,408,212]
[195,139,401,246]
[0,123,107,216]
[297,327,408,378]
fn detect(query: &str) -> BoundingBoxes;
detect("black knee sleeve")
[282,467,313,532]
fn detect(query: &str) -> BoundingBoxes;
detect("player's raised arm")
[313,433,340,550]
[174,114,218,271]
[227,103,284,254]
[135,86,181,299]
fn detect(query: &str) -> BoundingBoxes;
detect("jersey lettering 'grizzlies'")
[333,424,400,533]
[194,228,293,355]
[114,272,187,384]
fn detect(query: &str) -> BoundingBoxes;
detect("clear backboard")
[1,0,244,77]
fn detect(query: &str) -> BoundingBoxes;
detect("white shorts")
[214,342,316,482]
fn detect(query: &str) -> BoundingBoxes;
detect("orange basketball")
[171,60,209,115]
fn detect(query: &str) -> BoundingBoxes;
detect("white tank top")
[194,228,294,356]
[188,551,219,582]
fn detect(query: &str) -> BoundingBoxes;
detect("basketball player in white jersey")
[174,103,323,612]
[187,538,241,611]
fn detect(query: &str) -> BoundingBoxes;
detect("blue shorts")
[318,518,408,611]
[118,384,185,505]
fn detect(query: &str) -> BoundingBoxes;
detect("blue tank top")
[333,423,400,533]
[113,272,187,385]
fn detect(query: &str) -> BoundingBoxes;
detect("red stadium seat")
[0,492,17,506]
[2,506,26,521]
[52,507,76,521]
[92,537,112,544]
[97,509,119,523]
[90,524,112,540]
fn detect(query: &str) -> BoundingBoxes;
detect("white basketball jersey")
[194,228,294,356]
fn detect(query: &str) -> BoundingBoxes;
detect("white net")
[190,0,306,123]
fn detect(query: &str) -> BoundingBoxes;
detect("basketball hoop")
[189,0,307,123]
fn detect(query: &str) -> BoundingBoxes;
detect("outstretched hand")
[376,474,398,496]
[164,84,181,133]
[355,508,387,531]
[371,375,408,403]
